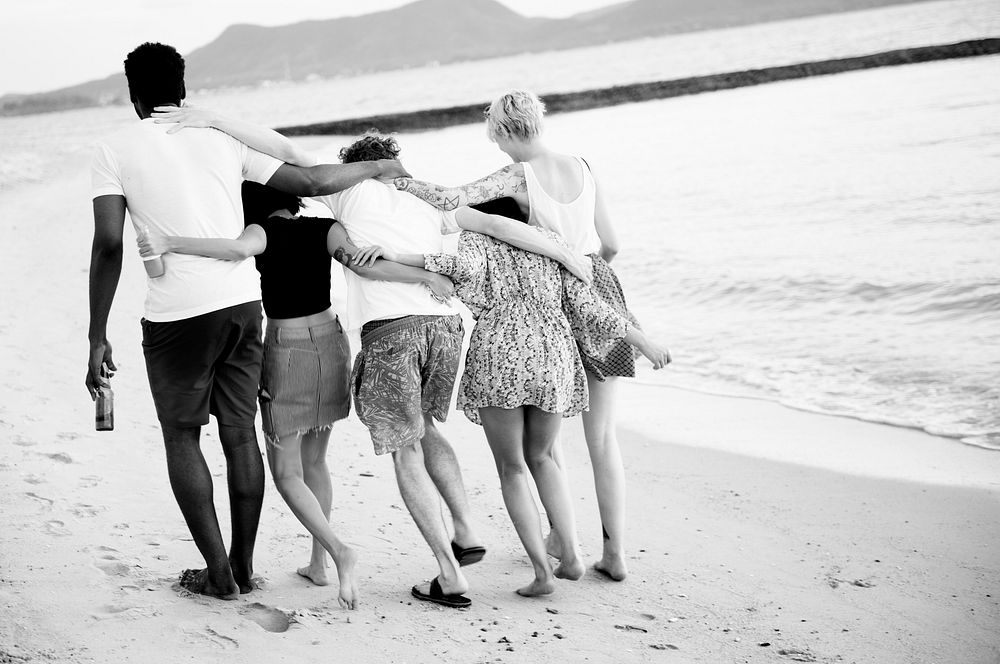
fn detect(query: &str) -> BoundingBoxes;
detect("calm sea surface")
[2,0,998,447]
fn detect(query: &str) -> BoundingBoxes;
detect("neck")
[511,138,547,162]
[268,210,296,219]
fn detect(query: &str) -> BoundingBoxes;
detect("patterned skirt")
[580,255,637,380]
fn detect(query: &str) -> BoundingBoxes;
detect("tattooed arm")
[394,163,528,211]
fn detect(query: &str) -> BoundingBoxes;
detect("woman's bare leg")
[479,406,554,597]
[581,374,628,580]
[267,430,359,609]
[522,407,584,581]
[298,427,334,584]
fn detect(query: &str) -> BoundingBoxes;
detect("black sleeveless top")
[253,216,336,319]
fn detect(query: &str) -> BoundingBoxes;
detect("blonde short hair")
[486,90,545,142]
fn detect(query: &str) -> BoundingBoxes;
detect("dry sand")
[1,151,998,664]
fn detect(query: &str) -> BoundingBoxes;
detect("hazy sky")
[0,0,620,96]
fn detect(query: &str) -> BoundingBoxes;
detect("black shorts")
[141,301,263,428]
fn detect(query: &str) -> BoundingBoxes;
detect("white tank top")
[524,157,602,255]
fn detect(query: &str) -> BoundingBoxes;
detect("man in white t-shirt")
[85,43,408,601]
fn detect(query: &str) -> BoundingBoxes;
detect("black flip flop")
[451,541,487,567]
[411,577,471,609]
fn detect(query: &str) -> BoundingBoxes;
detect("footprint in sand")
[25,492,53,507]
[93,548,135,577]
[44,520,71,536]
[70,503,104,518]
[12,435,36,447]
[40,452,73,464]
[79,475,101,488]
[56,432,81,441]
[242,603,292,633]
[22,474,44,485]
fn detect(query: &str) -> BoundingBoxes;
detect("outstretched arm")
[137,225,267,262]
[454,207,592,284]
[268,160,410,197]
[150,105,411,196]
[326,224,454,302]
[394,163,526,211]
[87,195,125,399]
[152,105,317,167]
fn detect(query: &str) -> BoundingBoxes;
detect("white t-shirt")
[314,180,460,329]
[91,120,283,322]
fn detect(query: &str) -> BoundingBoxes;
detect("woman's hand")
[562,252,593,285]
[424,273,455,303]
[352,245,389,267]
[137,226,171,257]
[151,104,219,135]
[638,340,672,370]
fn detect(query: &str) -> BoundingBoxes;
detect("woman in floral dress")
[381,226,670,597]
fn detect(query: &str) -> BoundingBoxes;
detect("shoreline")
[632,377,1000,454]
[275,38,1000,136]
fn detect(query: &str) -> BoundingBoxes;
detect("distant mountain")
[0,0,928,116]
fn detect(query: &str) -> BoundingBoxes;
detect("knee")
[495,458,528,482]
[392,442,423,468]
[270,457,303,488]
[525,449,555,473]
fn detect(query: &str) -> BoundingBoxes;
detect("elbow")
[601,242,620,262]
[302,169,325,197]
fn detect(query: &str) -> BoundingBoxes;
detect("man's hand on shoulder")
[376,160,410,180]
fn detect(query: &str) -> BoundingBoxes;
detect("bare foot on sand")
[230,560,256,594]
[516,577,556,597]
[554,556,585,581]
[334,547,359,610]
[178,568,239,600]
[594,554,628,581]
[297,563,330,586]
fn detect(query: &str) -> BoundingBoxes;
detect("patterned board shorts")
[352,314,464,455]
[580,255,638,380]
[259,318,352,445]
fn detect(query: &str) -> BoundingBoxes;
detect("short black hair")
[241,182,302,227]
[124,42,186,107]
[339,130,400,163]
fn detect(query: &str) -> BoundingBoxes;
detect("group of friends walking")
[85,42,670,610]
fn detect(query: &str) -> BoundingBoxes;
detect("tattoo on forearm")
[394,164,526,210]
[333,247,354,266]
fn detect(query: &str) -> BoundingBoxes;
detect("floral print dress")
[424,228,629,425]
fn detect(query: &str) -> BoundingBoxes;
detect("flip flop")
[451,541,487,567]
[411,577,471,609]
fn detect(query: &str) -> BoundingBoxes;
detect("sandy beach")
[1,142,999,664]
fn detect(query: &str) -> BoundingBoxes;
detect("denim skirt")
[259,318,351,443]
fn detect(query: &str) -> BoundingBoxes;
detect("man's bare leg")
[392,441,467,596]
[218,423,265,593]
[419,414,481,551]
[162,424,239,600]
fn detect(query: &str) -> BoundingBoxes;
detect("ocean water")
[1,0,998,448]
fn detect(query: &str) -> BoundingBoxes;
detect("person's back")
[93,121,278,322]
[523,153,600,255]
[315,179,458,328]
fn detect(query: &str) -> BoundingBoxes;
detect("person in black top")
[138,182,454,609]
